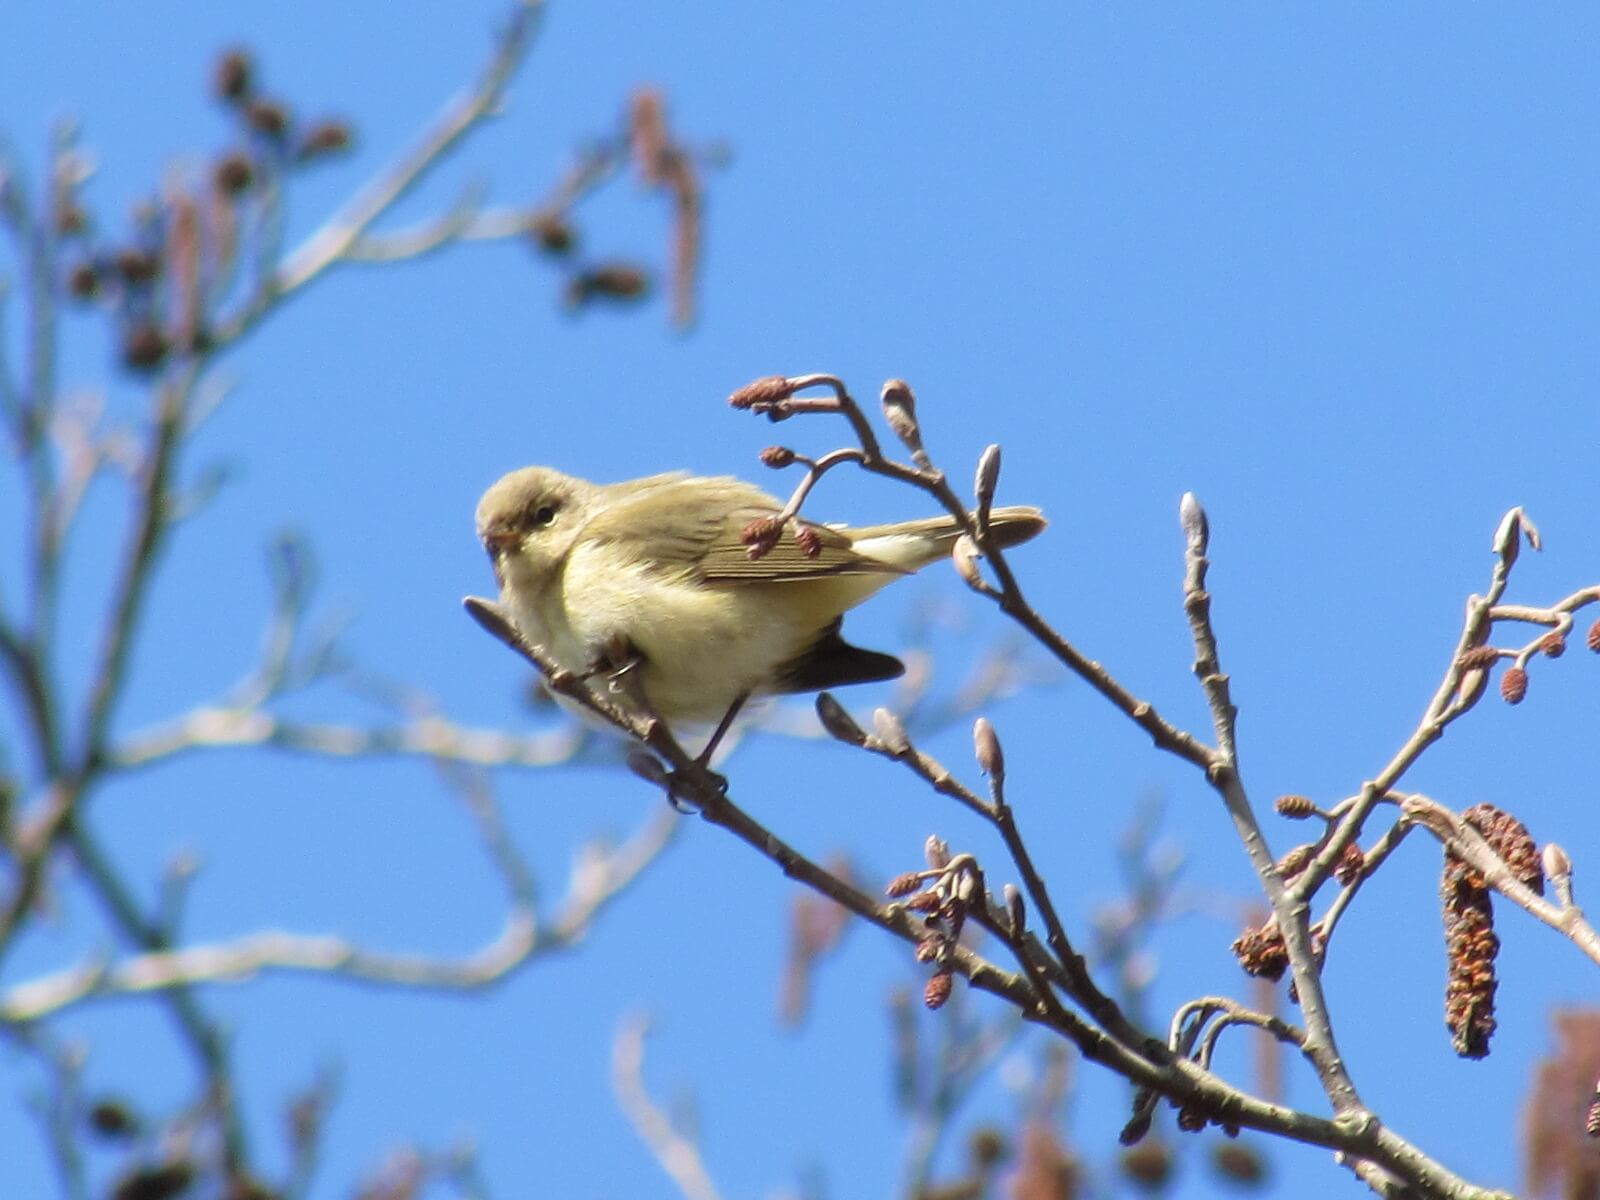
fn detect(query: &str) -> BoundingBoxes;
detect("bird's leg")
[662,693,744,813]
[697,691,749,769]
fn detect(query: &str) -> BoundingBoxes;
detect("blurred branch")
[112,706,593,771]
[8,1026,90,1200]
[0,6,720,1193]
[611,1014,723,1200]
[2,801,676,1021]
[341,140,616,264]
[216,0,547,343]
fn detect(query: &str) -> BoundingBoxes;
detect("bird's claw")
[664,762,729,812]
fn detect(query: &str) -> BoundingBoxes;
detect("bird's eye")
[531,504,557,528]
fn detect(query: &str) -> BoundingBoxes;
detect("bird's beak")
[483,530,518,588]
[484,530,519,558]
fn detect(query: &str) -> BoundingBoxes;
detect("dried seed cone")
[1588,618,1600,653]
[1212,1143,1265,1184]
[1120,1140,1174,1187]
[1500,666,1528,705]
[1015,1122,1082,1200]
[1275,844,1316,881]
[1541,632,1567,658]
[1525,1011,1600,1192]
[1274,794,1317,820]
[886,872,923,898]
[923,970,954,1009]
[728,374,795,409]
[1230,921,1289,982]
[213,152,256,196]
[1441,853,1499,1059]
[122,323,170,372]
[758,445,795,468]
[793,525,823,559]
[213,49,254,102]
[1334,841,1366,886]
[1463,803,1544,895]
[740,515,783,558]
[297,118,353,161]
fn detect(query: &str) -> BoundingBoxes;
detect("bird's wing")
[576,476,906,583]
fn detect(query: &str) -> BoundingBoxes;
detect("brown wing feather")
[577,476,906,583]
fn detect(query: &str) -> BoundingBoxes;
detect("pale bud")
[880,377,917,420]
[1456,666,1489,709]
[973,717,1004,783]
[1543,842,1573,884]
[880,379,922,452]
[1003,883,1026,936]
[1179,491,1208,552]
[816,692,867,746]
[974,444,1001,519]
[1492,506,1541,567]
[951,534,984,590]
[873,707,910,757]
[953,868,977,904]
[924,835,950,871]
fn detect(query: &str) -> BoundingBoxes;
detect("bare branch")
[112,707,592,772]
[216,0,546,343]
[612,1015,723,1200]
[2,803,676,1021]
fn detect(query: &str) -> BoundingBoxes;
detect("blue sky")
[4,3,1600,1197]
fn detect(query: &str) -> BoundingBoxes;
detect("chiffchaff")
[475,466,1044,731]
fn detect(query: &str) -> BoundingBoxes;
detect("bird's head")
[475,466,596,591]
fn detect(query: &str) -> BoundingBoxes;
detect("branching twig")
[2,802,676,1021]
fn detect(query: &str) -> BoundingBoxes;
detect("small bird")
[475,466,1045,740]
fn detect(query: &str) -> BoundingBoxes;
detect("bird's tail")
[847,505,1046,571]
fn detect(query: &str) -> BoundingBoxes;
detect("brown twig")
[462,595,1507,1198]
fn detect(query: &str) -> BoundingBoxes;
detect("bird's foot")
[664,762,729,813]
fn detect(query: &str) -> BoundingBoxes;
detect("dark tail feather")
[773,618,904,695]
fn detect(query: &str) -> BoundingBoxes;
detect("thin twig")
[215,0,547,344]
[612,1015,723,1200]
